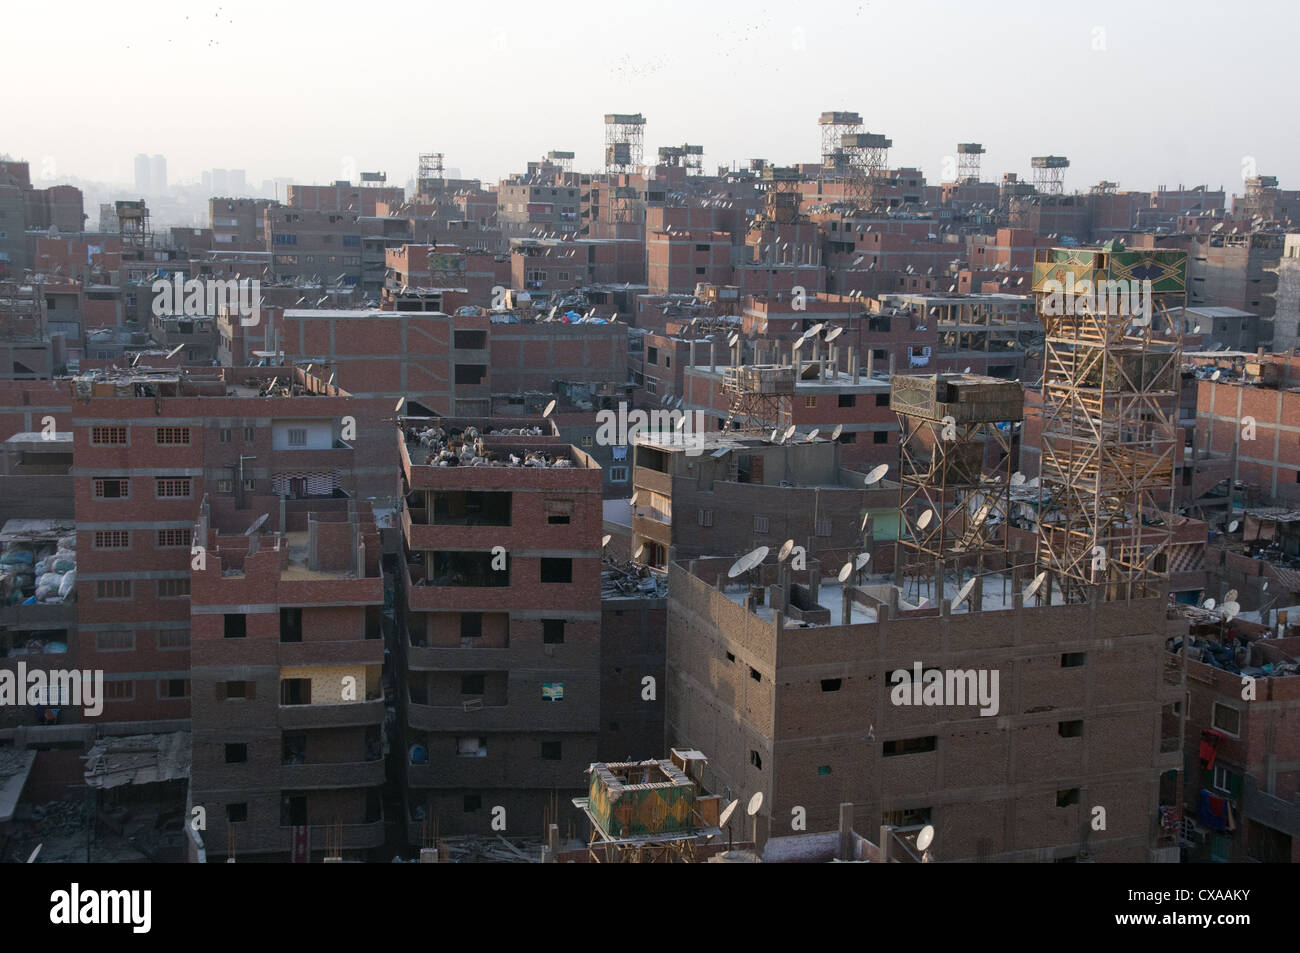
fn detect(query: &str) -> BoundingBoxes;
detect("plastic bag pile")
[1,533,76,606]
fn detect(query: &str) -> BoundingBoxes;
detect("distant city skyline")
[5,0,1297,196]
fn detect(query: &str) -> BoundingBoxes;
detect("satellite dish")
[166,343,185,360]
[864,464,888,486]
[1193,324,1201,334]
[825,325,844,343]
[770,428,780,443]
[395,397,406,413]
[601,534,611,548]
[951,576,977,610]
[917,509,934,530]
[1023,571,1047,601]
[634,544,647,561]
[778,539,795,562]
[728,545,770,579]
[838,561,853,583]
[719,799,739,827]
[1224,588,1238,604]
[1211,369,1221,382]
[1262,581,1269,592]
[782,424,796,442]
[831,424,843,441]
[1221,601,1241,621]
[1011,471,1026,486]
[629,491,639,506]
[1227,520,1240,532]
[746,792,764,816]
[963,366,972,374]
[1202,598,1216,611]
[916,825,935,852]
[728,332,740,347]
[855,552,871,570]
[806,428,820,442]
[542,399,557,418]
[860,512,870,532]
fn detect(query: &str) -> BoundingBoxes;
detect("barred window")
[94,530,130,549]
[815,518,832,537]
[95,580,133,600]
[698,508,714,527]
[156,528,192,548]
[157,578,190,598]
[105,680,134,700]
[158,679,190,699]
[91,426,127,445]
[287,428,307,447]
[95,631,135,651]
[158,629,190,649]
[93,478,129,499]
[754,514,770,533]
[219,428,232,443]
[156,477,192,498]
[217,479,233,493]
[156,426,191,445]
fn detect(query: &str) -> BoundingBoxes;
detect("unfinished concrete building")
[629,430,898,573]
[188,496,387,862]
[396,417,603,840]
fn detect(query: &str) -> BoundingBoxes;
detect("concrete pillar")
[879,824,894,863]
[839,803,854,861]
[842,585,852,626]
[888,351,896,377]
[866,349,874,377]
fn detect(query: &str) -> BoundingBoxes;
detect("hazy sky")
[5,0,1295,196]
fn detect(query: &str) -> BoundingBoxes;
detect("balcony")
[277,639,383,667]
[217,817,386,854]
[407,702,520,733]
[279,759,386,789]
[277,698,386,730]
[407,642,511,672]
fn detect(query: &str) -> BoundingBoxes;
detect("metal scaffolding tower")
[843,132,892,210]
[604,113,645,174]
[417,152,444,194]
[1030,244,1188,603]
[819,111,863,179]
[1031,156,1069,196]
[759,166,803,224]
[957,143,985,184]
[722,364,794,434]
[547,150,575,174]
[891,374,1024,597]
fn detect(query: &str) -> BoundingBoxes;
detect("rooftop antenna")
[727,544,770,581]
[746,791,764,843]
[951,575,977,612]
